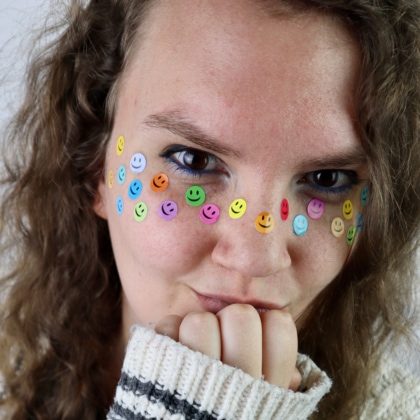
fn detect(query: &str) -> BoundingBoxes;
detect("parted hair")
[0,0,419,418]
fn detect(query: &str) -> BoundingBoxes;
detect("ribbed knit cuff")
[108,325,332,420]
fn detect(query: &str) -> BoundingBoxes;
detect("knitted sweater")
[108,325,420,420]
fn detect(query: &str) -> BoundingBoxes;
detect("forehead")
[117,0,360,163]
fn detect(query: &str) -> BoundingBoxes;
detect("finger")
[289,367,302,392]
[260,310,298,388]
[155,315,183,341]
[217,304,262,379]
[179,311,221,359]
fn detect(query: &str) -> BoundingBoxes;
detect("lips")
[194,291,283,314]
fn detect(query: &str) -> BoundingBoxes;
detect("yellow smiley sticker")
[342,200,353,220]
[116,135,125,156]
[255,212,274,234]
[108,170,114,188]
[331,217,345,238]
[229,198,247,219]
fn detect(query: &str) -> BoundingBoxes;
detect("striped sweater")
[107,325,420,420]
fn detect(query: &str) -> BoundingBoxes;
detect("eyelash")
[160,145,228,178]
[160,145,360,196]
[297,170,360,198]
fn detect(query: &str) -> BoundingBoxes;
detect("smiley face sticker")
[128,180,143,200]
[360,186,369,206]
[116,196,124,215]
[229,198,247,219]
[130,152,147,174]
[186,186,206,206]
[293,214,308,236]
[342,200,353,220]
[356,212,363,232]
[108,170,114,189]
[280,199,289,221]
[200,204,220,225]
[134,202,148,222]
[116,135,125,156]
[307,198,325,220]
[158,200,178,221]
[347,226,356,245]
[255,212,274,234]
[150,173,169,192]
[331,217,345,238]
[117,165,126,185]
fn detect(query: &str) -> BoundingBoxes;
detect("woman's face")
[95,0,366,343]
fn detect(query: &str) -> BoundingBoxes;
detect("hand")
[155,304,301,391]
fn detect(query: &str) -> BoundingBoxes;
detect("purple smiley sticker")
[158,200,178,221]
[199,204,220,225]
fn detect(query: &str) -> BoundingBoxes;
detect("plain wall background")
[0,0,49,132]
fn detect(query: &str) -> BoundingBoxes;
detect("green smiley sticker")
[346,225,356,245]
[133,202,148,222]
[185,186,206,207]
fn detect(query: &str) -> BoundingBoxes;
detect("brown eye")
[313,170,338,188]
[182,149,209,170]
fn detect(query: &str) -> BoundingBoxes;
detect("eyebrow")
[296,148,368,173]
[143,110,242,158]
[143,110,367,172]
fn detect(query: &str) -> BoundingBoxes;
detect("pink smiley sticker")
[199,204,220,224]
[307,198,325,220]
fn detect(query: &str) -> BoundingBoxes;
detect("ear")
[93,180,108,220]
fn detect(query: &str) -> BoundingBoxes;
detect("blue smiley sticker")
[128,180,143,200]
[293,214,308,236]
[360,186,369,206]
[116,196,124,215]
[356,212,363,232]
[117,165,126,185]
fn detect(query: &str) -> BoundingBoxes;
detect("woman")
[1,0,419,418]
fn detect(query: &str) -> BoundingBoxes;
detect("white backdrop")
[0,0,48,131]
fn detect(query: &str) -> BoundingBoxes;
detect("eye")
[298,169,359,195]
[174,149,211,170]
[160,145,228,177]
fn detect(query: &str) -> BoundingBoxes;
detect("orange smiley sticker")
[255,212,274,234]
[150,173,169,192]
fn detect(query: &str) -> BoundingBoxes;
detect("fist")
[155,304,301,391]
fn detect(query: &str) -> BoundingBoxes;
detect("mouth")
[194,291,283,314]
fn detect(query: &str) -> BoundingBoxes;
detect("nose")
[211,211,292,279]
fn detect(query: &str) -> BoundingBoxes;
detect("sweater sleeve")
[107,325,332,420]
[359,358,420,420]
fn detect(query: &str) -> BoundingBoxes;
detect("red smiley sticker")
[280,199,289,221]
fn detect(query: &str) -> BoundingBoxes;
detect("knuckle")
[218,303,259,325]
[262,310,295,331]
[182,311,217,331]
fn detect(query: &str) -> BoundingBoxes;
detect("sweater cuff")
[108,325,331,420]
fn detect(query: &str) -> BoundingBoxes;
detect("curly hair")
[0,0,419,418]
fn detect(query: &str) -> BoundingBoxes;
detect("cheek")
[104,170,218,279]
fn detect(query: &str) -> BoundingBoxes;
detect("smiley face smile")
[255,212,274,234]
